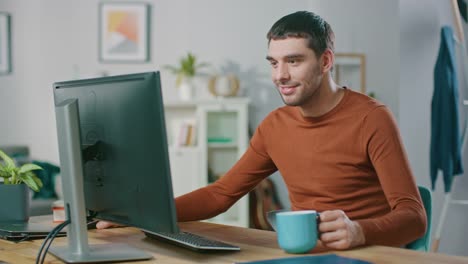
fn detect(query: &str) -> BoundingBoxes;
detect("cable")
[36,220,70,264]
[16,234,31,243]
[39,220,70,264]
[35,212,98,264]
[88,210,98,219]
[35,220,70,264]
[35,222,62,264]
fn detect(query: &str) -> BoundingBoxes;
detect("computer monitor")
[51,71,178,262]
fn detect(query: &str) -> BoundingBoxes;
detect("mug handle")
[316,212,321,236]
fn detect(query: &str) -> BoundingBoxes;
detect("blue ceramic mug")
[274,210,320,254]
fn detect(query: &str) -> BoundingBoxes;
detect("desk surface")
[1,216,467,264]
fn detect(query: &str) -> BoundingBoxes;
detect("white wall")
[308,0,400,115]
[400,0,468,256]
[0,1,52,160]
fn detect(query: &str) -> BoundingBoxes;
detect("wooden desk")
[1,217,467,264]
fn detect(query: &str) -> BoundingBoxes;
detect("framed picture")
[333,53,366,93]
[99,2,150,63]
[0,13,12,74]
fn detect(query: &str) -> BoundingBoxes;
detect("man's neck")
[299,77,345,117]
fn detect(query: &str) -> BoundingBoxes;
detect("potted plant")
[164,52,209,101]
[0,149,43,222]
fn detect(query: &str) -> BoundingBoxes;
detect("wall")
[0,1,45,159]
[308,0,400,115]
[400,0,468,256]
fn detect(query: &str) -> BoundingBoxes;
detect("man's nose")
[275,63,290,82]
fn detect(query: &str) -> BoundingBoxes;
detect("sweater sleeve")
[356,106,427,247]
[175,124,278,222]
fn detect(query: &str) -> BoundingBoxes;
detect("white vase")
[178,79,194,101]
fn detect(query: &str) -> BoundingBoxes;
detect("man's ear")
[320,49,334,73]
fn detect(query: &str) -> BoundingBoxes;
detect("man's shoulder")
[346,89,387,116]
[347,89,384,107]
[347,90,398,130]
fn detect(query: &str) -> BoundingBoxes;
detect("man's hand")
[95,221,123,229]
[318,210,365,250]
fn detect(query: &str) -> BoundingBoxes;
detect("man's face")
[267,38,323,106]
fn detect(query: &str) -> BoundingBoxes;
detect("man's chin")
[277,90,302,106]
[281,97,301,106]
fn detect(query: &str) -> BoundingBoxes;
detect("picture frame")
[333,53,366,93]
[0,13,12,75]
[99,2,150,63]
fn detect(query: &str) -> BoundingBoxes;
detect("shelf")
[165,98,249,227]
[169,146,200,153]
[208,142,238,148]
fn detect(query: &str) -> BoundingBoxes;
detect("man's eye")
[288,60,297,64]
[270,61,277,67]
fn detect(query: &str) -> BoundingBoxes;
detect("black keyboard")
[143,230,240,252]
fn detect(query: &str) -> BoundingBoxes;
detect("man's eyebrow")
[266,54,305,61]
[285,54,305,59]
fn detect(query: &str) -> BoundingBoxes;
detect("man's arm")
[356,106,426,246]
[176,127,278,222]
[97,142,276,228]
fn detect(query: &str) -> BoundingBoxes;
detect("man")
[99,11,426,250]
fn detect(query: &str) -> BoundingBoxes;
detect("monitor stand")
[50,99,152,263]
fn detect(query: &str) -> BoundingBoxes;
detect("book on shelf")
[175,120,197,147]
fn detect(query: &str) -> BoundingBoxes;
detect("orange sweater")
[175,89,427,247]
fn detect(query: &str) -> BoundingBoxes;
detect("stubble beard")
[277,68,322,107]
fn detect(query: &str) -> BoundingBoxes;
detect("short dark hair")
[267,11,335,57]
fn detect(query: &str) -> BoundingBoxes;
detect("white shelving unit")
[164,98,250,227]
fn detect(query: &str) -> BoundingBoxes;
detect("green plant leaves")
[0,167,11,178]
[18,163,43,174]
[0,149,44,191]
[0,149,16,169]
[164,52,209,88]
[20,172,43,192]
[0,150,15,183]
[181,53,196,76]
